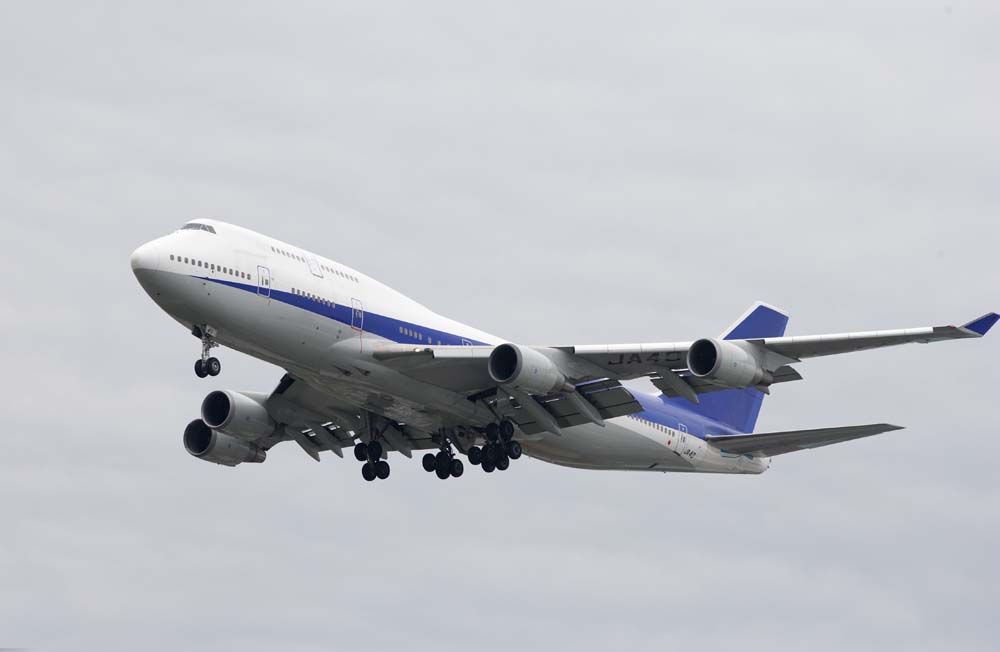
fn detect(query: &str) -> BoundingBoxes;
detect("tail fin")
[665,302,789,433]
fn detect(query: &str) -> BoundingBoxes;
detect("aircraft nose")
[130,241,160,273]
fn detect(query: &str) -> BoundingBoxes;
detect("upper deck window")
[181,222,217,234]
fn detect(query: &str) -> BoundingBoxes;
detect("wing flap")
[512,380,644,435]
[706,423,904,457]
[653,365,803,399]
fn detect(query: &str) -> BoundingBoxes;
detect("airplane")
[130,219,998,481]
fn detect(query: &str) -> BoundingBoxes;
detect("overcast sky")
[2,2,999,650]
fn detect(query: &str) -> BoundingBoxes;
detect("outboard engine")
[183,419,266,466]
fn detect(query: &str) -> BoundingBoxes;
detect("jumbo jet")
[130,220,997,481]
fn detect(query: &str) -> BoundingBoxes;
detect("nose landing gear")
[192,326,221,378]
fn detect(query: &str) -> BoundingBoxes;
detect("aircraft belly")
[522,420,693,472]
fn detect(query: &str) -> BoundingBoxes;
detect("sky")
[2,1,999,650]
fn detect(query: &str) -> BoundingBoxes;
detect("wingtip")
[962,312,1000,336]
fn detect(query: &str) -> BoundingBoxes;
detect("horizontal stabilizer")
[706,423,903,457]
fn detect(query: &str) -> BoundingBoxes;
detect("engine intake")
[201,390,275,441]
[488,343,568,395]
[687,338,773,388]
[183,419,266,466]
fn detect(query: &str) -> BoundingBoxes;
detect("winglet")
[962,313,1000,336]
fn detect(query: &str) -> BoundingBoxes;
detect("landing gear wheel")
[361,462,376,482]
[450,459,464,478]
[482,444,498,465]
[482,460,495,473]
[485,422,500,442]
[194,359,208,378]
[435,464,450,480]
[354,443,369,462]
[499,419,515,441]
[435,451,451,475]
[205,357,221,376]
[505,441,523,460]
[468,446,482,465]
[367,441,384,460]
[422,453,437,472]
[375,460,391,480]
[495,455,510,471]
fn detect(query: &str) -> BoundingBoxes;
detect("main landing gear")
[422,437,464,480]
[354,440,391,482]
[192,325,221,378]
[467,419,522,474]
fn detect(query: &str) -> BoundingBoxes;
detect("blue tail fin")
[666,302,789,433]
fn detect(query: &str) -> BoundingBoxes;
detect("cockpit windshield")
[181,222,217,234]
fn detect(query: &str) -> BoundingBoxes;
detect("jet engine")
[687,338,773,388]
[183,419,266,466]
[201,390,275,441]
[488,343,569,394]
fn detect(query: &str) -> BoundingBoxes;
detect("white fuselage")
[131,220,768,475]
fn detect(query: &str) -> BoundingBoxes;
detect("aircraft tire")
[361,462,376,482]
[354,443,369,462]
[485,423,500,442]
[422,453,437,472]
[375,460,390,480]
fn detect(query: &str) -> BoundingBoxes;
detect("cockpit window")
[181,222,217,234]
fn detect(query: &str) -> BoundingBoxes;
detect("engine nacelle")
[687,338,773,388]
[201,390,275,441]
[183,419,266,466]
[488,343,568,394]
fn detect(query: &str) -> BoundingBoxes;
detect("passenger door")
[257,265,271,302]
[351,298,364,332]
[307,256,324,278]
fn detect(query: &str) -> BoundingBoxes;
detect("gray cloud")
[2,2,999,650]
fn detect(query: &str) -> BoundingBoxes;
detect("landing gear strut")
[421,433,464,480]
[192,326,221,378]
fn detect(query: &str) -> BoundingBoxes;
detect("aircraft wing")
[705,423,904,457]
[561,312,999,376]
[373,311,998,396]
[258,373,443,461]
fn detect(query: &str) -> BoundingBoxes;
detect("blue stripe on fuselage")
[198,275,490,346]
